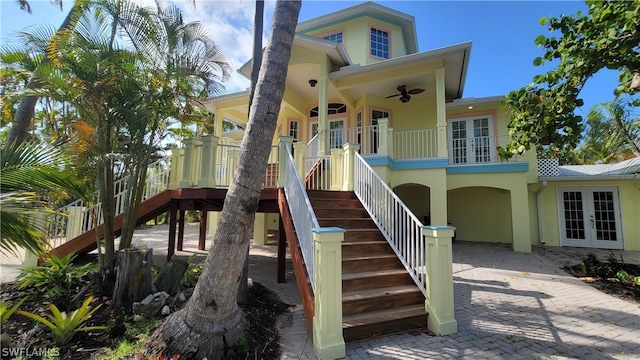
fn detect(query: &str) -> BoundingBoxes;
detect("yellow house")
[49,2,639,359]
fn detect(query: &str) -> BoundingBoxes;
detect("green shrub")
[17,295,106,346]
[15,252,95,310]
[0,298,25,326]
[616,269,629,282]
[182,254,205,288]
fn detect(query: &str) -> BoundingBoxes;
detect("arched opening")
[394,183,431,224]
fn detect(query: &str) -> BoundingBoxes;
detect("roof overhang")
[238,33,352,79]
[329,41,471,101]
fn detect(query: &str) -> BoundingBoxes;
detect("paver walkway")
[1,224,638,359]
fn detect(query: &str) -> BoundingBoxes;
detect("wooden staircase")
[307,190,428,342]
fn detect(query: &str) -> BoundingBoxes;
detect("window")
[329,120,344,149]
[309,103,347,117]
[448,115,494,164]
[370,28,389,59]
[323,32,343,43]
[310,122,319,139]
[288,120,299,141]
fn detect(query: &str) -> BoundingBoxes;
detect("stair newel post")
[277,135,294,188]
[329,148,342,190]
[179,138,202,188]
[168,148,184,190]
[312,227,346,360]
[422,226,458,335]
[198,135,219,188]
[341,143,360,191]
[293,142,307,179]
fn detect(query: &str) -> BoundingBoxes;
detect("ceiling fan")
[385,85,425,103]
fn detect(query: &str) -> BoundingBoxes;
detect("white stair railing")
[306,133,320,160]
[353,151,427,296]
[48,156,171,248]
[283,143,319,290]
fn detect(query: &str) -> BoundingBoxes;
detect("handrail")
[352,151,427,297]
[283,144,319,290]
[307,133,320,159]
[48,156,171,248]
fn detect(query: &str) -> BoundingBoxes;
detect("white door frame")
[556,186,624,249]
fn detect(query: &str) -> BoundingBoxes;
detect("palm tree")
[155,1,301,358]
[576,96,639,164]
[10,0,231,271]
[0,140,83,256]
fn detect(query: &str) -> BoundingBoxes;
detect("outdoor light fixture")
[309,79,317,87]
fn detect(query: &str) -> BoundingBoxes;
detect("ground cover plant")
[0,248,291,360]
[564,252,640,303]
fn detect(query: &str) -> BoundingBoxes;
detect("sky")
[0,0,621,118]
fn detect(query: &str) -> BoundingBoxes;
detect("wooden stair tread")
[343,304,427,325]
[342,253,397,261]
[342,268,408,281]
[343,285,421,301]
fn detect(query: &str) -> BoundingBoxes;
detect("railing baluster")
[353,152,428,297]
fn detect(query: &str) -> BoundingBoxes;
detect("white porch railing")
[215,143,239,187]
[394,128,437,159]
[305,156,332,190]
[353,151,427,296]
[328,125,379,156]
[283,143,319,290]
[48,156,171,248]
[449,134,520,165]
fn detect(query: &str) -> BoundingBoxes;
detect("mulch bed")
[1,279,291,359]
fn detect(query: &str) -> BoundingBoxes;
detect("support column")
[206,211,221,246]
[66,206,86,240]
[429,170,448,226]
[180,138,202,188]
[377,118,389,156]
[342,143,360,191]
[168,149,184,190]
[330,148,343,191]
[252,213,268,245]
[312,227,346,360]
[423,226,457,335]
[435,68,448,158]
[293,142,307,179]
[511,184,532,253]
[198,135,219,188]
[278,136,294,188]
[318,74,329,155]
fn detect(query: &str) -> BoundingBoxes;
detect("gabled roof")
[296,1,418,54]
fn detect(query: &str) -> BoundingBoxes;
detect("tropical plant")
[0,298,26,327]
[15,252,94,310]
[0,140,83,256]
[17,295,106,346]
[502,1,640,160]
[156,1,301,357]
[9,0,231,274]
[575,96,640,164]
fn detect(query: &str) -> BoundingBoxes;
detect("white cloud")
[174,0,276,94]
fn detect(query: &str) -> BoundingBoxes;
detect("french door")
[557,186,624,249]
[449,116,494,164]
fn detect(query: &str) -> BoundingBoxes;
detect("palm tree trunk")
[155,1,300,358]
[238,0,265,305]
[6,2,87,145]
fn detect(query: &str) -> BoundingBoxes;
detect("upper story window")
[309,103,347,117]
[323,32,343,43]
[370,28,389,59]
